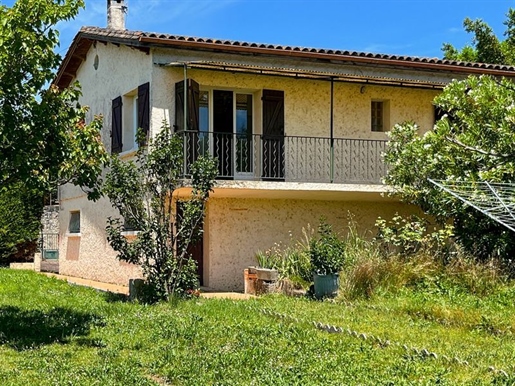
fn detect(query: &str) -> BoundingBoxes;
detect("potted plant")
[309,219,345,299]
[254,250,279,282]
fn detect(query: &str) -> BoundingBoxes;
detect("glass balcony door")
[208,90,254,179]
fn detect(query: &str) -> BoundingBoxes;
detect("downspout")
[183,63,188,176]
[330,77,334,183]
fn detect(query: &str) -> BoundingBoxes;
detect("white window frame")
[68,211,81,235]
[120,90,139,154]
[200,87,258,179]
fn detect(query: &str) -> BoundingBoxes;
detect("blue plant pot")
[313,273,339,300]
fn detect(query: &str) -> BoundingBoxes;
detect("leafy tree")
[0,184,43,263]
[0,0,107,198]
[384,75,515,262]
[103,123,217,301]
[442,9,515,65]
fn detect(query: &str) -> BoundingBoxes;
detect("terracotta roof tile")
[55,26,515,89]
[136,28,515,70]
[73,26,515,72]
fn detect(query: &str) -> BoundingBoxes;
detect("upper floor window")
[111,82,150,154]
[371,100,390,132]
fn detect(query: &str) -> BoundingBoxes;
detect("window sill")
[121,230,140,240]
[66,233,81,238]
[118,148,138,160]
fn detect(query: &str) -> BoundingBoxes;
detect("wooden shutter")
[175,80,184,132]
[138,82,150,144]
[262,90,284,137]
[262,90,285,179]
[189,79,200,132]
[175,79,200,173]
[174,79,200,132]
[111,96,122,154]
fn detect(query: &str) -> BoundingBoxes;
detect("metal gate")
[40,233,59,260]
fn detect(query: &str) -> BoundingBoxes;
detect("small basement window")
[123,217,138,232]
[69,211,80,234]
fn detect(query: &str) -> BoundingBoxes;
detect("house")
[53,0,515,291]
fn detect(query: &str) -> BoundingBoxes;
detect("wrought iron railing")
[178,131,387,184]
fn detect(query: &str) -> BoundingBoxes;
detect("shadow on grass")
[103,291,129,303]
[0,306,105,350]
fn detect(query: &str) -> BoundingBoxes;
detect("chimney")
[107,0,127,30]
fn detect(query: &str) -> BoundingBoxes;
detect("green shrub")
[375,214,453,258]
[309,218,346,275]
[254,226,314,288]
[0,184,43,262]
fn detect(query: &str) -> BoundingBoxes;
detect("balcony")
[178,131,387,185]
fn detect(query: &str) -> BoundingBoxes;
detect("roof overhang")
[161,60,447,89]
[54,26,515,90]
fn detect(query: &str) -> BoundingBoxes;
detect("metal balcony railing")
[178,131,387,184]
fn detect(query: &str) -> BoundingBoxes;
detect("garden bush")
[0,184,43,263]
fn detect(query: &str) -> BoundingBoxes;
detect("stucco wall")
[205,196,420,291]
[152,65,439,140]
[58,193,142,285]
[77,42,153,153]
[58,42,152,283]
[41,205,59,234]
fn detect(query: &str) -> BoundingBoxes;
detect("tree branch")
[446,136,511,159]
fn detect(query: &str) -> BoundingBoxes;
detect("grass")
[1,269,515,385]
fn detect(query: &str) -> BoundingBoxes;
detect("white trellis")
[428,179,515,233]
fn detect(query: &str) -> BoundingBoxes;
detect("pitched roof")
[54,26,515,89]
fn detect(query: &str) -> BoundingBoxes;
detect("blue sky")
[2,0,515,59]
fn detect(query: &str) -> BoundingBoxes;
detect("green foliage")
[375,214,453,257]
[442,10,515,65]
[103,123,217,302]
[309,218,346,275]
[384,75,515,262]
[0,184,43,261]
[254,249,278,269]
[336,220,503,300]
[0,0,107,199]
[255,227,313,285]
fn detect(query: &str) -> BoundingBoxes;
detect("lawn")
[0,269,514,385]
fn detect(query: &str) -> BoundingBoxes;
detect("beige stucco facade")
[57,36,458,290]
[152,64,440,140]
[202,193,420,291]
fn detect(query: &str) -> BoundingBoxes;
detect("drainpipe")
[330,77,334,183]
[183,63,188,176]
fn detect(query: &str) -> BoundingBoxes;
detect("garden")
[2,211,515,385]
